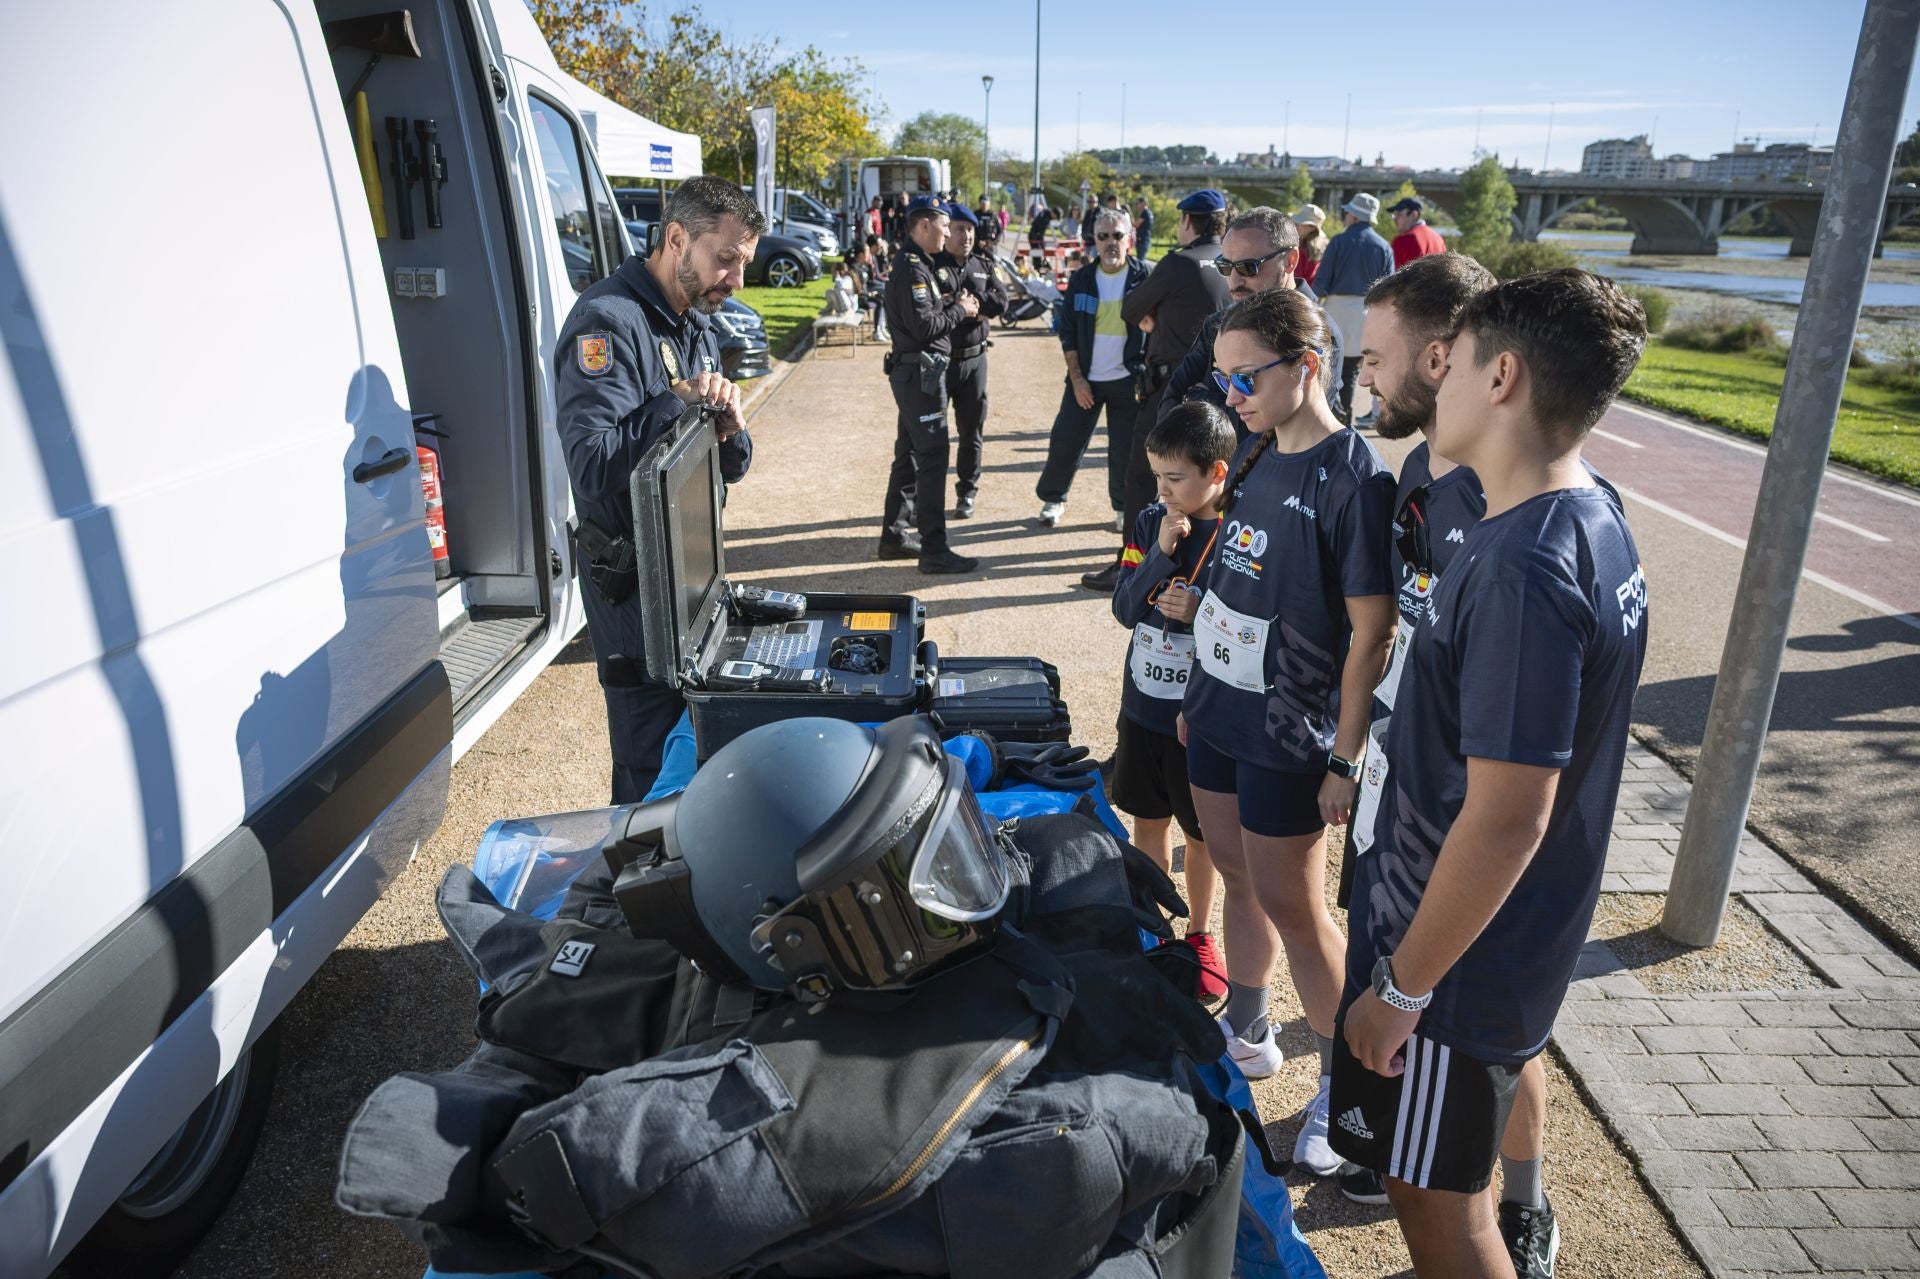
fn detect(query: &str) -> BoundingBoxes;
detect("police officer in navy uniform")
[879,196,981,574]
[1080,189,1235,592]
[937,202,1008,519]
[555,176,765,803]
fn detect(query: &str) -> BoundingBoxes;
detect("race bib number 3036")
[1194,590,1270,693]
[1129,624,1195,699]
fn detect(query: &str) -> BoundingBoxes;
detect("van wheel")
[63,1025,282,1278]
[765,254,804,288]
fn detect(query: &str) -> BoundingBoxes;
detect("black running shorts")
[1327,1007,1524,1194]
[1111,713,1203,841]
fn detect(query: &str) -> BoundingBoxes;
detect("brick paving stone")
[1586,1082,1693,1117]
[1753,1115,1876,1151]
[1663,1116,1767,1150]
[1674,1000,1759,1026]
[1818,1188,1920,1227]
[1839,1001,1920,1029]
[1780,1084,1893,1117]
[1707,1188,1838,1227]
[1857,1117,1920,1151]
[1727,1026,1833,1056]
[1895,1059,1920,1085]
[1565,1025,1652,1056]
[1869,952,1920,977]
[1560,998,1671,1026]
[1637,1150,1752,1188]
[1803,1056,1909,1086]
[1678,1083,1797,1115]
[1611,1052,1714,1084]
[1735,1150,1861,1188]
[1664,1186,1726,1227]
[1799,1228,1920,1271]
[1841,1150,1920,1189]
[1877,1086,1920,1118]
[1684,1227,1811,1272]
[1639,1025,1740,1055]
[1701,1054,1813,1085]
[1747,1002,1848,1027]
[1820,1027,1920,1057]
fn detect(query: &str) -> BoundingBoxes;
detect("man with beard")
[555,175,764,802]
[1077,188,1232,593]
[1156,206,1343,442]
[1339,253,1581,1279]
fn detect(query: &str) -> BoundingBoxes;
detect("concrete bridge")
[1118,164,1920,256]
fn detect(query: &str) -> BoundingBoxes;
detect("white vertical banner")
[750,106,776,225]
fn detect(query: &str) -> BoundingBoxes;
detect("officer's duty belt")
[953,342,987,361]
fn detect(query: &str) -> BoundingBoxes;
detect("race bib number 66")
[1194,590,1270,693]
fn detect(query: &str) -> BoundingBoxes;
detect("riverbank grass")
[1624,342,1920,488]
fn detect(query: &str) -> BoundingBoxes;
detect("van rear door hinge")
[549,548,564,580]
[490,65,506,103]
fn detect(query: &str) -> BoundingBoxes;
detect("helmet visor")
[906,756,1009,922]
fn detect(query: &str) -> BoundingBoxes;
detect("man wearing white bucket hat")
[1312,192,1395,426]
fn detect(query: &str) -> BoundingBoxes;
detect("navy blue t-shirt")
[1182,428,1395,773]
[1112,505,1219,736]
[1369,442,1487,723]
[1347,484,1649,1063]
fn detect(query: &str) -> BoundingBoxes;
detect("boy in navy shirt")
[1110,403,1238,999]
[1331,270,1649,1278]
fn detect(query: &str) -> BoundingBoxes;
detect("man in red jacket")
[1389,197,1447,269]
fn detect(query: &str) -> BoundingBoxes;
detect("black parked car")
[713,297,772,380]
[623,218,821,289]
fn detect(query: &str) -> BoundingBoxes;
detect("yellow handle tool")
[354,91,388,238]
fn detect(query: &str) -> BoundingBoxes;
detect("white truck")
[0,1,658,1273]
[857,155,954,208]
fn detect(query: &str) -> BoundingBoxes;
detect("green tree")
[1374,179,1419,240]
[893,111,988,198]
[1283,163,1316,210]
[1455,155,1516,259]
[1043,150,1106,206]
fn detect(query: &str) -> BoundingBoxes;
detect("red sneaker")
[1186,932,1229,1001]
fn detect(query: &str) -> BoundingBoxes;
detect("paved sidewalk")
[1557,738,1920,1278]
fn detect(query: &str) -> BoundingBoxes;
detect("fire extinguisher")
[413,413,450,580]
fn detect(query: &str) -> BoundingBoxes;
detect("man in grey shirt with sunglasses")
[1158,206,1342,445]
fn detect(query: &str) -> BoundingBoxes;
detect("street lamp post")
[982,75,994,204]
[1031,0,1041,209]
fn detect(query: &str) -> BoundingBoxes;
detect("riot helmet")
[607,716,1009,1001]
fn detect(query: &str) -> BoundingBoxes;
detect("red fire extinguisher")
[414,414,450,580]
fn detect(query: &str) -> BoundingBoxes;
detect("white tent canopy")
[565,79,703,182]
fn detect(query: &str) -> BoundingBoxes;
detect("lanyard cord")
[1146,515,1222,611]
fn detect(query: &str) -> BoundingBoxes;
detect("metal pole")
[1284,99,1290,156]
[1543,102,1555,171]
[982,75,993,204]
[1031,0,1041,206]
[1120,82,1126,170]
[1662,0,1920,946]
[1342,93,1352,161]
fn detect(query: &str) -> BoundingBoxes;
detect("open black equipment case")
[631,406,1069,758]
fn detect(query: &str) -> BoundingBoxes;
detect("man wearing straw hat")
[1313,192,1395,425]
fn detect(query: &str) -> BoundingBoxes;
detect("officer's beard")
[678,256,728,314]
[1371,372,1438,440]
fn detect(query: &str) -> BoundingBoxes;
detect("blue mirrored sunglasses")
[1211,352,1305,397]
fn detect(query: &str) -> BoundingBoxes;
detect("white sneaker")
[1294,1074,1342,1176]
[1037,501,1065,527]
[1216,1014,1283,1080]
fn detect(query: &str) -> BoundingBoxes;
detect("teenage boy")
[1330,269,1650,1279]
[1109,403,1237,1000]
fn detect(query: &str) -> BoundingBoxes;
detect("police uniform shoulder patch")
[659,339,681,379]
[911,283,931,301]
[577,332,612,376]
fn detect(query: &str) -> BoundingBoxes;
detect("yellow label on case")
[847,612,894,630]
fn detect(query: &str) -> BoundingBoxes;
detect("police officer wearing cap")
[556,176,764,803]
[1080,188,1235,592]
[879,196,981,574]
[936,201,1008,520]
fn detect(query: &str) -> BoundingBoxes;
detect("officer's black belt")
[953,342,987,361]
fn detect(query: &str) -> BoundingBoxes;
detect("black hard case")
[930,656,1072,743]
[630,409,931,759]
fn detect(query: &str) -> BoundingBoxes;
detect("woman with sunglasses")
[1176,286,1397,1178]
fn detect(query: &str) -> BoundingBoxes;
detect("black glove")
[988,737,1098,790]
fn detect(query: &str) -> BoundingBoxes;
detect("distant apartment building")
[1699,142,1833,182]
[1658,154,1696,180]
[1581,134,1654,179]
[1233,147,1355,172]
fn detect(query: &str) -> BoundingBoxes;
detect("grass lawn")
[1624,341,1920,488]
[735,274,834,360]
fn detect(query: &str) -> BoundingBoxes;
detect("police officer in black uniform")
[1078,189,1234,592]
[555,176,765,803]
[937,202,1008,520]
[878,197,980,574]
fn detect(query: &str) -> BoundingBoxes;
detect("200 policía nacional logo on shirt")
[1217,519,1268,581]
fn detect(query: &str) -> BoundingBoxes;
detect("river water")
[1535,231,1920,309]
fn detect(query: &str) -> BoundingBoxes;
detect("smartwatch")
[1371,956,1433,1012]
[1327,753,1360,780]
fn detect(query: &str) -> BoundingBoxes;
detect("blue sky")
[625,0,1920,171]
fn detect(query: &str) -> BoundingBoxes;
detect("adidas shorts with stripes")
[1327,1013,1523,1194]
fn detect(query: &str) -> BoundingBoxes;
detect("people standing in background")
[1292,204,1327,288]
[1313,193,1395,426]
[938,202,1009,520]
[1388,197,1447,269]
[1135,196,1156,262]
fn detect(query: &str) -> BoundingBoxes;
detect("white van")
[0,2,652,1273]
[858,155,954,208]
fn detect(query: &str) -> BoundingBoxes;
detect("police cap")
[945,201,980,226]
[1388,196,1425,214]
[1176,188,1227,214]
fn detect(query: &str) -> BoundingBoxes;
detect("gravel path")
[159,318,1703,1279]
